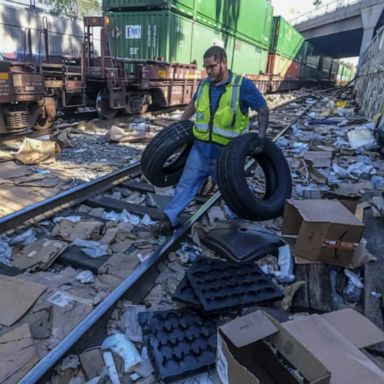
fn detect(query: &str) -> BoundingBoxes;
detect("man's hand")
[252,138,264,155]
[257,105,269,138]
[181,99,195,120]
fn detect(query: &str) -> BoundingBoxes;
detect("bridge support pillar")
[359,3,384,58]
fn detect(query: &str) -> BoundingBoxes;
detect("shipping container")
[231,39,269,74]
[270,16,305,61]
[190,22,268,74]
[190,22,235,69]
[330,60,339,81]
[318,56,332,80]
[194,0,273,49]
[108,9,269,75]
[304,43,320,68]
[102,0,195,17]
[267,53,300,79]
[300,64,319,81]
[107,11,194,65]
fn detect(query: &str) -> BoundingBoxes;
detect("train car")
[0,16,202,134]
[0,60,46,134]
[105,6,271,76]
[337,62,355,84]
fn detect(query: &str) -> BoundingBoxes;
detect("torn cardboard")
[282,199,365,268]
[0,324,39,384]
[217,309,384,384]
[303,151,332,168]
[282,310,384,384]
[109,125,155,143]
[12,238,68,270]
[0,275,46,326]
[217,310,331,384]
[52,219,104,241]
[15,138,60,165]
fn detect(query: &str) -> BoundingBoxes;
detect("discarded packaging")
[72,239,109,258]
[76,270,95,284]
[270,244,295,283]
[109,125,153,143]
[101,333,142,373]
[15,138,60,164]
[8,228,37,246]
[53,216,82,223]
[216,310,331,384]
[122,304,146,343]
[0,324,39,384]
[12,239,67,270]
[102,209,141,226]
[0,237,12,266]
[347,127,377,150]
[217,308,384,384]
[176,242,203,264]
[103,351,121,384]
[343,269,363,303]
[282,199,366,268]
[0,276,46,326]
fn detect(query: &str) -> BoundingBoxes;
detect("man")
[151,46,269,236]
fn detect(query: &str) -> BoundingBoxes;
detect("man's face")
[203,56,227,83]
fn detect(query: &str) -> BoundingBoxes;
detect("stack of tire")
[141,120,292,220]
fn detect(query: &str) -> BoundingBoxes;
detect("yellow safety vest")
[193,74,249,145]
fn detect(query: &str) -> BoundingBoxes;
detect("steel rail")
[0,162,141,234]
[18,93,319,383]
[20,181,221,384]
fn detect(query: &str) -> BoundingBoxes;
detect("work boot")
[150,217,175,237]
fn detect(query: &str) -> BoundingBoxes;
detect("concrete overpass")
[293,0,384,59]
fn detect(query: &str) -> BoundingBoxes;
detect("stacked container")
[103,0,273,75]
[268,16,304,80]
[337,62,355,83]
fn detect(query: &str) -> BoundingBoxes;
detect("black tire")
[141,120,194,187]
[217,134,292,220]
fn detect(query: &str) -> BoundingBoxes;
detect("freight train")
[0,0,356,135]
[103,0,356,90]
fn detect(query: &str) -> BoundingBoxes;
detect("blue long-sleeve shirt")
[193,71,266,158]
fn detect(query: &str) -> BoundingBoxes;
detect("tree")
[38,0,101,18]
[313,0,322,8]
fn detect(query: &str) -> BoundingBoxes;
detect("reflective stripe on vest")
[194,122,209,132]
[231,75,241,114]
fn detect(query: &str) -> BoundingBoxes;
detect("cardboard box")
[217,309,384,384]
[216,311,331,384]
[282,199,364,267]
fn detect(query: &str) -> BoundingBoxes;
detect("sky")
[270,0,359,65]
[270,0,317,21]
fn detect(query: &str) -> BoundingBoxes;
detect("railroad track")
[0,92,322,383]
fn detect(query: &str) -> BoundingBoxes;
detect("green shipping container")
[191,22,235,70]
[191,23,268,74]
[107,11,194,65]
[231,39,268,74]
[102,0,195,17]
[194,0,273,49]
[271,16,305,61]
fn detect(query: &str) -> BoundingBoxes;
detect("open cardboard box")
[217,309,384,384]
[282,199,365,267]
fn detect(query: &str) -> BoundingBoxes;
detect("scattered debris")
[101,333,142,373]
[0,276,46,326]
[15,138,61,165]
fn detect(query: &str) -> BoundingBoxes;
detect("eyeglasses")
[204,61,220,70]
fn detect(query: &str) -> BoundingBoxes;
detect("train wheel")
[34,97,56,130]
[96,89,118,119]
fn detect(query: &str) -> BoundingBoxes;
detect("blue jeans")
[164,142,220,225]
